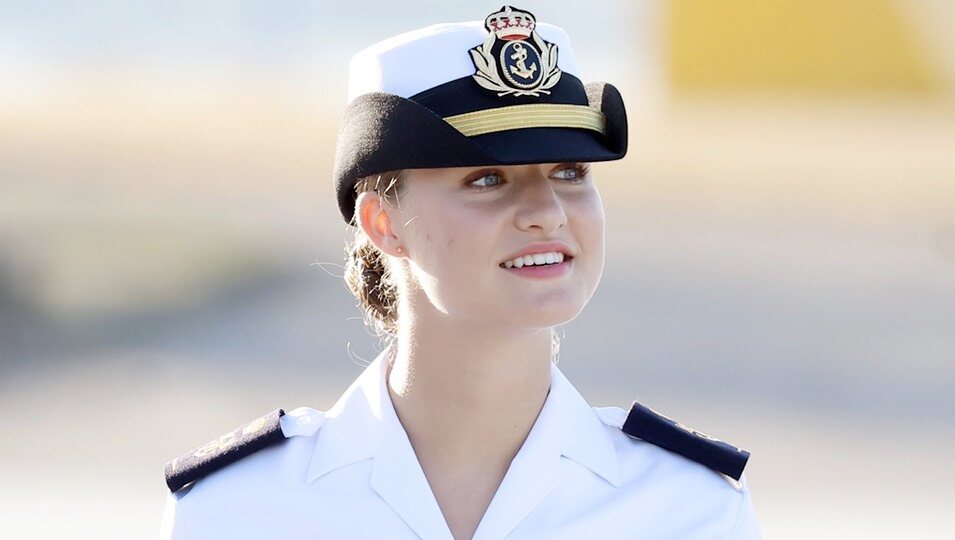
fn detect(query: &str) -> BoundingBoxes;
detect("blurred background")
[2,1,953,538]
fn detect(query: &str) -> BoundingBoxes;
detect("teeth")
[502,251,567,268]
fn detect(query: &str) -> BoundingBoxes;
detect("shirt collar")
[305,344,621,488]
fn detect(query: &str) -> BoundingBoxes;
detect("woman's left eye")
[551,164,589,182]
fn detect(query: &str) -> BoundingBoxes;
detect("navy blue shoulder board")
[621,401,750,481]
[164,408,286,493]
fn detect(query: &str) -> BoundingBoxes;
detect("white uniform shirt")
[161,347,762,539]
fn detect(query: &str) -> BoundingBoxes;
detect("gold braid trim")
[443,104,606,137]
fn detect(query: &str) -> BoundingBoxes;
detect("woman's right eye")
[469,172,504,190]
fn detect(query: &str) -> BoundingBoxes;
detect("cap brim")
[334,81,627,225]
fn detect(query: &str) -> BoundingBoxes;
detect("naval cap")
[333,5,628,225]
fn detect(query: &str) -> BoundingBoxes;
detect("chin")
[509,301,585,329]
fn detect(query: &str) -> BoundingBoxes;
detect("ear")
[356,191,404,257]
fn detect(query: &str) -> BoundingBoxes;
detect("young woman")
[161,6,761,539]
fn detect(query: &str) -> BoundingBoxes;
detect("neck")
[385,312,553,469]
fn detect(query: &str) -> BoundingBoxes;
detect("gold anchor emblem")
[469,6,562,97]
[508,42,537,80]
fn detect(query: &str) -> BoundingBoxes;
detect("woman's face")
[377,161,605,332]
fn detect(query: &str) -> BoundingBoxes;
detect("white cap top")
[346,21,581,104]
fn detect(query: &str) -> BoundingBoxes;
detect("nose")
[513,172,568,233]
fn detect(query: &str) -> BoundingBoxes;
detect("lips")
[499,241,576,265]
[499,256,574,279]
[499,253,574,268]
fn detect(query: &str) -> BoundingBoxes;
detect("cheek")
[413,207,492,275]
[593,198,606,244]
[572,192,606,269]
[573,189,605,233]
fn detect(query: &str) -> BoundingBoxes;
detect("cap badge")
[469,5,561,97]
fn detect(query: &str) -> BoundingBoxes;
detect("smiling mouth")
[498,255,574,268]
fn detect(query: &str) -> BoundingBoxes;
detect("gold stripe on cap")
[443,104,606,137]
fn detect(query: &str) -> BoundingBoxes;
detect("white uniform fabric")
[161,347,762,539]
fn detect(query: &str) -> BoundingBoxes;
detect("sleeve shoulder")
[729,473,763,539]
[159,406,325,538]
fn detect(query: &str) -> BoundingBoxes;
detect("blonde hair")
[343,170,406,339]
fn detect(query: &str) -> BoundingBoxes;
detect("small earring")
[396,247,403,253]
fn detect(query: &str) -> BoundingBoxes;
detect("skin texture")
[355,162,606,539]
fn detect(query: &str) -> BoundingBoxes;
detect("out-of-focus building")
[666,0,952,94]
